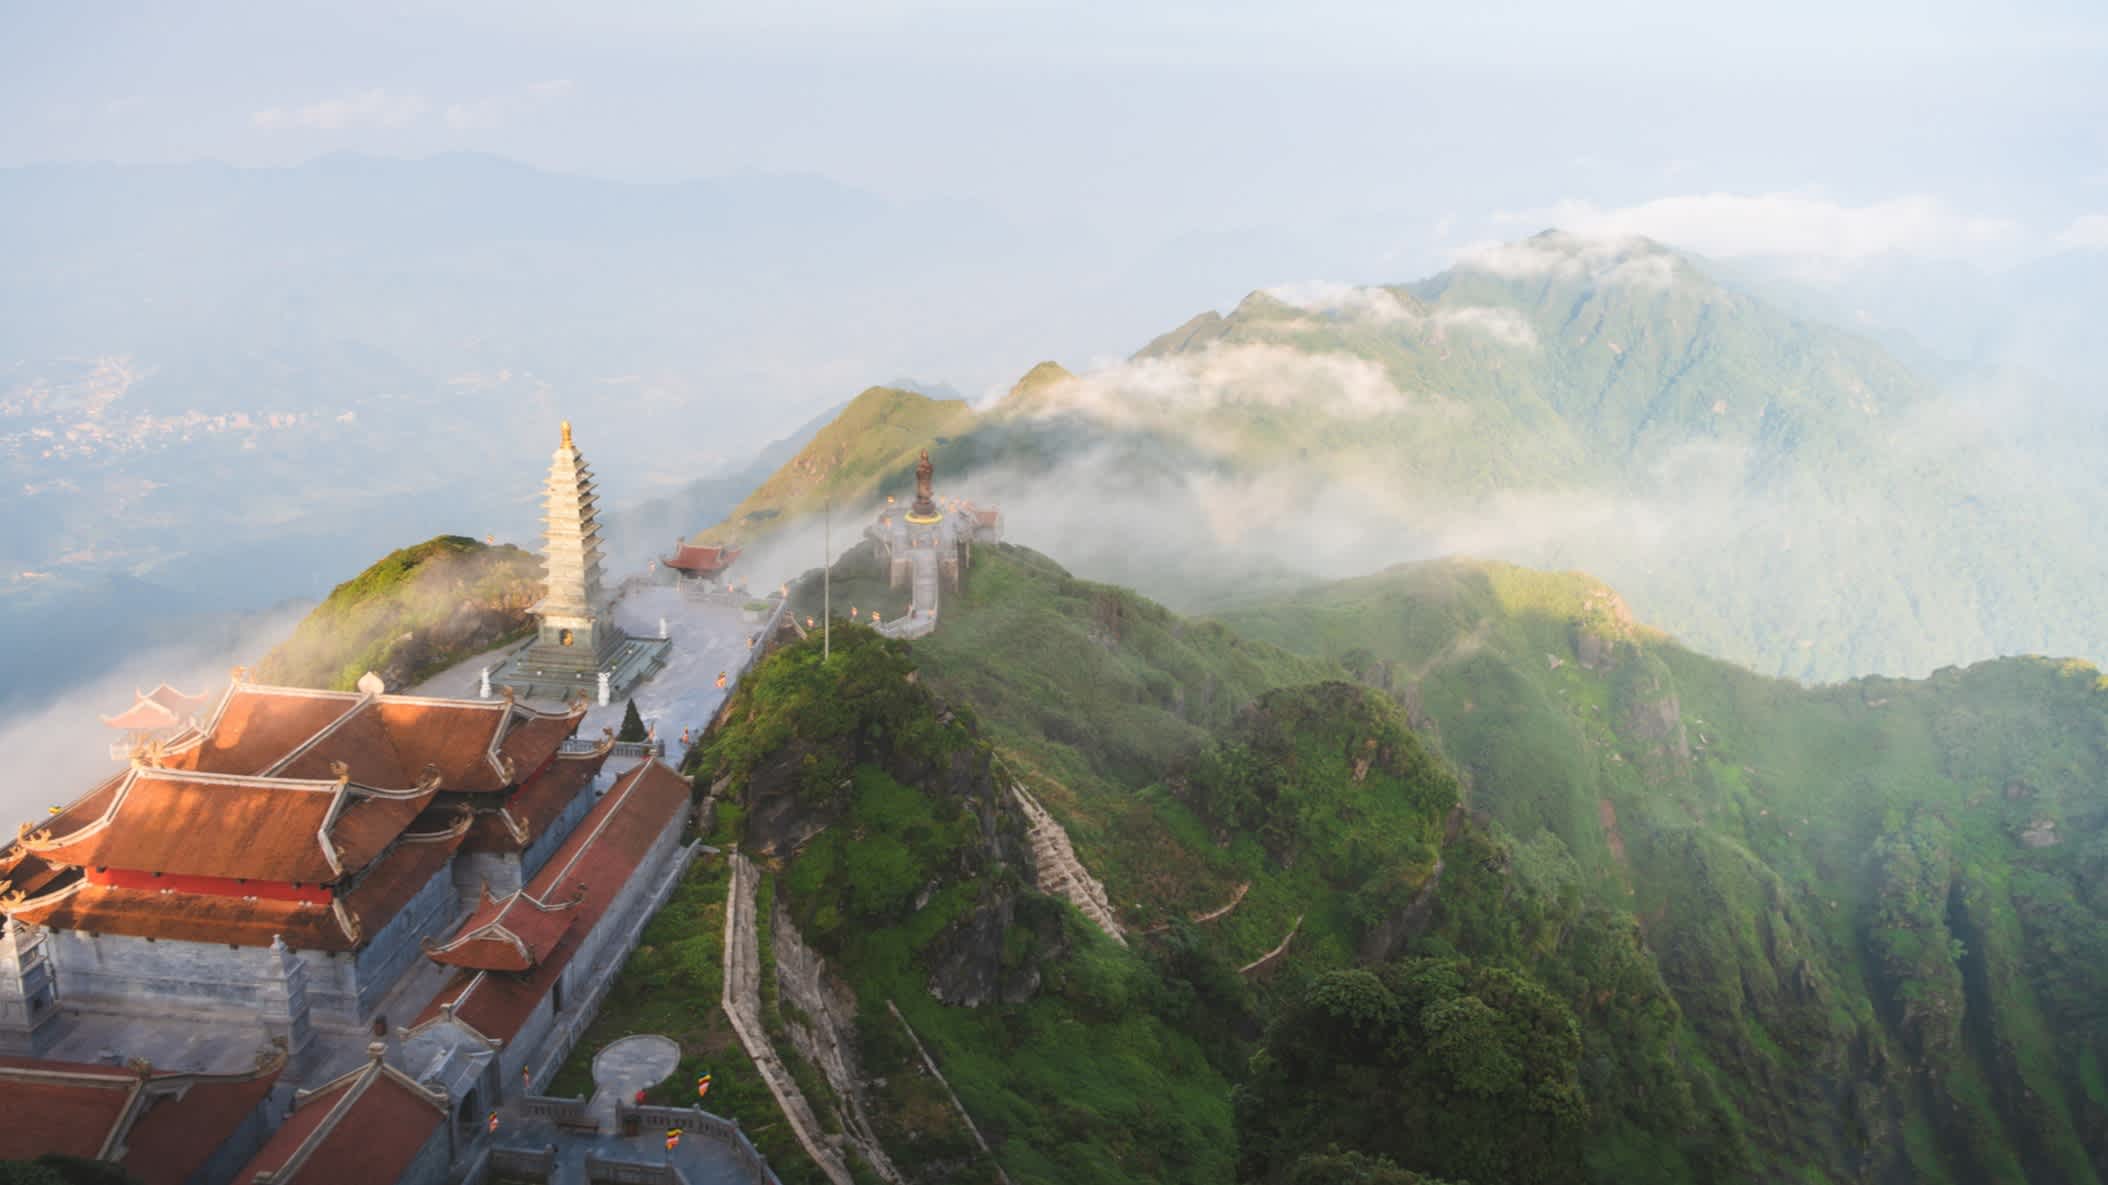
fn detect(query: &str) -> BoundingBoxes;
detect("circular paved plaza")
[592,1034,681,1102]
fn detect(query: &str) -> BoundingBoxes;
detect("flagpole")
[823,495,832,662]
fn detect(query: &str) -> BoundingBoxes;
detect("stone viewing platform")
[864,447,1000,641]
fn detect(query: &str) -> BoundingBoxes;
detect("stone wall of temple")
[47,932,307,1025]
[521,781,601,883]
[451,851,524,903]
[344,863,459,1020]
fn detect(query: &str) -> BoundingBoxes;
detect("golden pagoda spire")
[560,420,573,449]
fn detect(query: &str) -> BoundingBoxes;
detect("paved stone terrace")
[413,584,764,765]
[489,1107,758,1185]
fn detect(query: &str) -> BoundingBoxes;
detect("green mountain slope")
[783,546,1747,1180]
[696,386,977,544]
[1221,559,2108,1184]
[254,534,539,690]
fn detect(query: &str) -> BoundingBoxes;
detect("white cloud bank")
[252,88,429,131]
[1265,282,1540,348]
[1024,342,1413,427]
[1489,192,2024,264]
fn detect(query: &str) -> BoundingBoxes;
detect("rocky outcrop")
[721,853,855,1185]
[925,889,1064,1007]
[773,895,903,1182]
[1012,786,1125,945]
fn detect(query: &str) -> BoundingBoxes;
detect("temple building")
[865,449,1001,639]
[231,1045,454,1185]
[0,663,700,1183]
[0,673,603,1055]
[101,683,212,759]
[498,422,669,702]
[664,540,741,593]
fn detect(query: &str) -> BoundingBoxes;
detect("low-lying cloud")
[1265,282,1541,348]
[0,602,311,826]
[1024,343,1414,427]
[252,88,429,131]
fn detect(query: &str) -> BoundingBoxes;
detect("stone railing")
[616,1104,783,1185]
[562,738,663,759]
[583,1152,684,1184]
[492,1144,558,1180]
[519,1094,595,1129]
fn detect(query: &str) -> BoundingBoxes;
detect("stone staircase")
[1011,786,1126,946]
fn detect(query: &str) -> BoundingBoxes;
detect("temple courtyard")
[414,583,775,756]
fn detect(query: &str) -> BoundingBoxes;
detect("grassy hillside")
[1221,558,2108,1184]
[792,542,1341,930]
[696,386,977,544]
[255,534,539,690]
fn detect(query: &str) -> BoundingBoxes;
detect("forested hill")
[702,232,2108,682]
[1220,558,2108,1184]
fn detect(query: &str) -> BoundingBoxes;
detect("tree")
[1235,958,1585,1185]
[618,698,648,743]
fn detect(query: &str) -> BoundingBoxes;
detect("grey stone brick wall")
[49,931,297,1021]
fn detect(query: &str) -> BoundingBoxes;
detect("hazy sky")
[7,0,2105,275]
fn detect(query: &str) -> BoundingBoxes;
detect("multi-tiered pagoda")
[499,421,668,700]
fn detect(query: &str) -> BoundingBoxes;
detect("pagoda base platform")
[495,632,672,704]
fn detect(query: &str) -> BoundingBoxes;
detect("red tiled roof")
[102,697,180,731]
[163,686,363,776]
[0,1057,142,1161]
[9,811,470,951]
[1,774,123,896]
[416,760,690,1040]
[424,888,578,972]
[667,543,739,573]
[120,1059,285,1185]
[270,696,517,791]
[23,768,433,885]
[0,1054,283,1180]
[972,507,1001,526]
[234,1056,445,1185]
[464,746,609,853]
[8,880,348,949]
[143,684,211,716]
[491,704,588,790]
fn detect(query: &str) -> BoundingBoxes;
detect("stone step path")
[1011,786,1126,946]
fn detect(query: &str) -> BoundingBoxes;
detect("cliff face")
[701,623,1048,1007]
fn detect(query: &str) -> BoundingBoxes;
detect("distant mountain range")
[703,232,2108,681]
